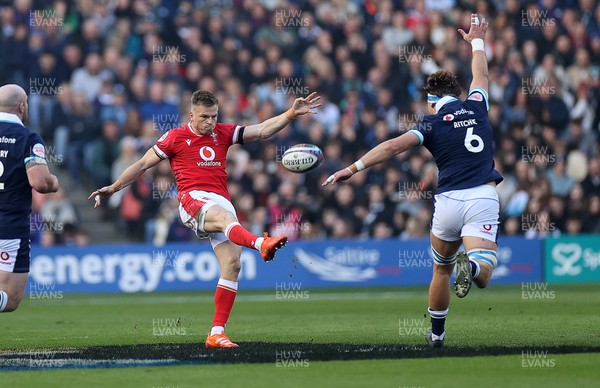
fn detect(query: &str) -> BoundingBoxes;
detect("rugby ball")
[282,144,323,173]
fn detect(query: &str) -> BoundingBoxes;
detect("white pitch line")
[41,291,414,306]
[0,358,180,368]
[25,287,518,307]
[1,336,91,343]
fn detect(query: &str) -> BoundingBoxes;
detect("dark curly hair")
[191,90,218,107]
[423,70,462,99]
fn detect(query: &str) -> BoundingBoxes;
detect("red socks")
[225,222,258,249]
[212,278,238,330]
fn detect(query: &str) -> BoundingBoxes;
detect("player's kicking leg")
[202,205,287,262]
[426,232,462,348]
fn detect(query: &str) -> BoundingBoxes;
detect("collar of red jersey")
[0,112,24,126]
[434,96,458,114]
[187,122,217,137]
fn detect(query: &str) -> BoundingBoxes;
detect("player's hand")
[458,13,488,43]
[322,168,353,187]
[291,92,322,118]
[88,185,116,208]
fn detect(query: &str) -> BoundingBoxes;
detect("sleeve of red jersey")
[221,123,244,146]
[153,130,175,159]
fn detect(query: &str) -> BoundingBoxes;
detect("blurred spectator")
[120,176,152,241]
[70,52,111,102]
[583,195,600,233]
[37,187,81,246]
[139,80,180,130]
[546,157,575,197]
[87,120,121,189]
[268,181,304,241]
[99,84,131,128]
[581,157,600,196]
[66,92,100,184]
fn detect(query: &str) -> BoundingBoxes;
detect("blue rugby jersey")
[409,89,503,194]
[0,113,47,238]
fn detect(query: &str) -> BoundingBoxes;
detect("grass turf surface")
[1,285,599,386]
[2,355,599,387]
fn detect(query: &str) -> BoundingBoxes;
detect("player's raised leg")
[205,240,242,348]
[0,272,29,313]
[456,189,500,296]
[202,204,287,262]
[427,232,462,348]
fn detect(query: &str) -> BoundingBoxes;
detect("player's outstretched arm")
[322,132,420,186]
[458,13,489,94]
[242,92,321,142]
[88,148,162,208]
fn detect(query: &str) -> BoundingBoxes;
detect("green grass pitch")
[1,284,599,387]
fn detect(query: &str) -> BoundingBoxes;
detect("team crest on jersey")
[211,132,218,143]
[469,92,483,102]
[443,114,454,121]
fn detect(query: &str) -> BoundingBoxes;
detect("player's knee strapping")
[195,203,215,233]
[467,248,497,269]
[0,290,8,312]
[431,246,457,265]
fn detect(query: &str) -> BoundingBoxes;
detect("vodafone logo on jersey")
[197,146,221,167]
[199,146,215,161]
[443,114,454,121]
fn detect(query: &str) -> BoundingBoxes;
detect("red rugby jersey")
[153,122,243,200]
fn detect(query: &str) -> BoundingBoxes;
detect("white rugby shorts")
[178,190,237,249]
[0,238,30,273]
[431,184,500,242]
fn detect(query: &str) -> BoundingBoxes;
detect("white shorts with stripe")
[431,184,500,243]
[0,238,31,273]
[178,190,237,249]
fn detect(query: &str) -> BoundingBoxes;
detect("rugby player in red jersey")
[89,90,321,348]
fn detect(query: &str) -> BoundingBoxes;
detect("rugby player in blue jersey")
[0,84,59,312]
[323,14,502,348]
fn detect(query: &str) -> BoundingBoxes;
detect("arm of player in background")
[27,164,59,193]
[458,14,489,94]
[242,92,321,142]
[88,148,162,208]
[322,132,421,186]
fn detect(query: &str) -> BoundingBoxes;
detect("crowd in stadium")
[1,0,600,246]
